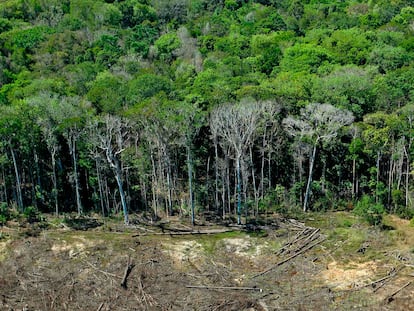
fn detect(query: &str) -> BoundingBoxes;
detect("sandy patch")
[51,236,102,258]
[0,240,12,261]
[163,240,204,267]
[221,237,268,259]
[320,260,379,290]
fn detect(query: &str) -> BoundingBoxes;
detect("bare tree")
[283,103,354,212]
[398,104,414,208]
[88,115,131,225]
[210,100,263,224]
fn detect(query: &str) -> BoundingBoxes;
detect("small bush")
[395,206,414,220]
[353,195,385,226]
[23,206,42,223]
[0,202,9,225]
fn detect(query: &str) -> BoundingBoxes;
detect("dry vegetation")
[0,213,413,310]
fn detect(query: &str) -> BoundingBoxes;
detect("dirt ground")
[0,213,413,310]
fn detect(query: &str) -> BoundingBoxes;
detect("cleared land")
[0,212,413,310]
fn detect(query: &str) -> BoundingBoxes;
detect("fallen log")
[97,302,104,311]
[133,228,238,236]
[360,266,403,292]
[186,285,262,292]
[253,237,326,279]
[278,227,320,255]
[277,228,309,254]
[384,281,411,303]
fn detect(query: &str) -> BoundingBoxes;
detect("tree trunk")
[249,147,259,217]
[206,156,210,212]
[33,149,41,206]
[404,145,410,208]
[352,157,356,200]
[260,127,267,199]
[303,144,317,212]
[214,139,220,213]
[104,176,110,215]
[236,155,242,225]
[376,151,381,203]
[187,146,195,226]
[166,161,172,216]
[114,158,129,225]
[388,154,394,208]
[9,144,23,211]
[150,151,158,218]
[96,158,105,217]
[69,134,82,215]
[1,167,8,203]
[225,153,231,216]
[52,151,58,216]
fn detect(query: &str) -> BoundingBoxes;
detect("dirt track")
[0,214,413,310]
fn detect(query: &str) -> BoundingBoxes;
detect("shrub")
[23,206,42,223]
[353,195,385,226]
[0,202,9,225]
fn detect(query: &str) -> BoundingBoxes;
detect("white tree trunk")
[303,144,317,212]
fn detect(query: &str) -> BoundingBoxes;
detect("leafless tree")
[210,100,264,224]
[88,115,131,225]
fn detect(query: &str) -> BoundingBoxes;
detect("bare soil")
[0,213,413,310]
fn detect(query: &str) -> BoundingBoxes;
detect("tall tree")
[29,93,61,215]
[57,96,92,215]
[283,103,354,212]
[210,99,264,224]
[88,115,131,225]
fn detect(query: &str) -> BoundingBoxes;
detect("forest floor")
[0,212,413,311]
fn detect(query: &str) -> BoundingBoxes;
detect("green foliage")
[87,71,126,113]
[353,195,385,226]
[2,0,414,222]
[2,25,54,51]
[311,65,376,118]
[322,28,371,65]
[0,202,9,225]
[23,206,42,223]
[0,17,12,32]
[250,31,290,74]
[279,43,333,73]
[127,73,172,104]
[154,32,181,62]
[368,45,410,73]
[125,24,158,56]
[63,62,102,95]
[119,1,156,26]
[215,32,250,57]
[91,34,122,66]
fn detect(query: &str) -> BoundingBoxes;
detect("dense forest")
[1,0,414,225]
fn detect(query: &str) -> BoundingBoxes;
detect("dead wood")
[278,227,320,256]
[120,257,135,289]
[277,228,309,254]
[384,281,412,304]
[360,266,403,292]
[252,237,326,279]
[133,228,238,236]
[288,228,320,254]
[186,285,263,292]
[84,260,118,278]
[97,302,104,311]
